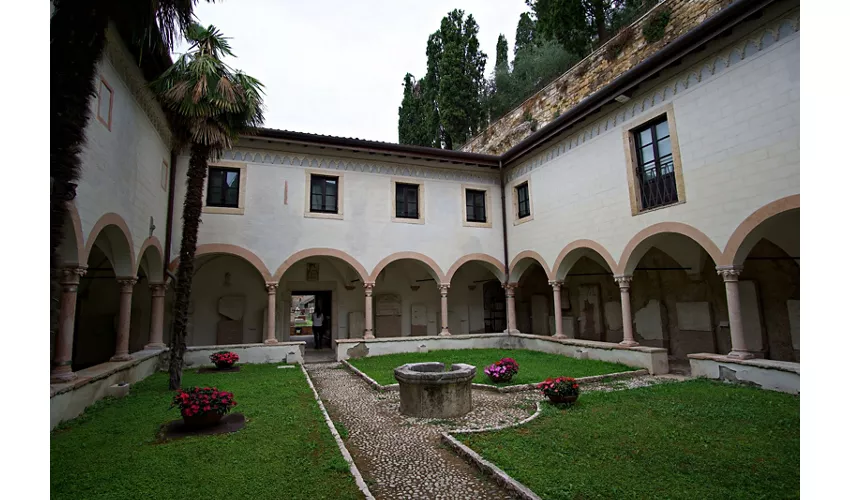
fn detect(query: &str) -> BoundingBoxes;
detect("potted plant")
[210,351,239,370]
[171,386,237,429]
[484,357,520,383]
[537,377,580,404]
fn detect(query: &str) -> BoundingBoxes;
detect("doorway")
[290,290,332,350]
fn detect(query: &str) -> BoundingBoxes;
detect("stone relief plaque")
[375,294,402,316]
[306,263,319,281]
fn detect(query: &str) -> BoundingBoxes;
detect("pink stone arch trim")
[169,243,273,282]
[369,252,447,283]
[83,212,136,273]
[272,248,369,283]
[63,202,85,265]
[136,236,165,280]
[616,222,723,275]
[445,253,506,282]
[508,250,552,281]
[552,239,617,278]
[722,194,800,266]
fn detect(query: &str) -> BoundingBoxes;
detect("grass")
[51,365,362,500]
[347,348,637,386]
[458,379,800,500]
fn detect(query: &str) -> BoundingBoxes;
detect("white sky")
[174,0,529,143]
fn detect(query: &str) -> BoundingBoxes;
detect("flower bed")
[537,376,580,404]
[210,351,239,369]
[484,357,519,383]
[172,386,237,428]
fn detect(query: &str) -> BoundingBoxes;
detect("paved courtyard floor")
[306,362,676,499]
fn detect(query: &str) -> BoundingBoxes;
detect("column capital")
[502,282,518,296]
[614,275,632,289]
[363,282,375,295]
[439,283,450,296]
[266,282,279,294]
[716,265,743,282]
[116,277,138,292]
[548,280,562,290]
[149,282,168,296]
[60,266,87,287]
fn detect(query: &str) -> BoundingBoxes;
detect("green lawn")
[347,348,637,386]
[458,379,800,500]
[51,365,362,500]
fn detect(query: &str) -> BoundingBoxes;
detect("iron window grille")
[310,174,339,213]
[634,116,678,211]
[516,182,530,219]
[207,167,240,208]
[395,182,419,219]
[466,189,487,223]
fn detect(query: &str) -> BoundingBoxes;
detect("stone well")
[393,362,476,418]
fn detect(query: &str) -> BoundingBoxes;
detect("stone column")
[111,277,138,362]
[717,265,755,359]
[264,283,279,344]
[51,266,87,383]
[549,280,565,338]
[614,275,638,347]
[439,284,451,336]
[363,282,375,339]
[503,283,518,333]
[145,282,167,349]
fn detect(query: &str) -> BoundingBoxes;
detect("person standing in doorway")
[312,305,325,349]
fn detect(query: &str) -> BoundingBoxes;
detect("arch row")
[506,195,800,280]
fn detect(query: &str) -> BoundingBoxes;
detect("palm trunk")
[50,0,109,352]
[168,143,210,389]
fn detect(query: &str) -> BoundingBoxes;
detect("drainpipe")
[163,148,178,281]
[499,159,509,284]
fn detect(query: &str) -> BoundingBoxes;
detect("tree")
[514,12,537,56]
[398,74,435,147]
[152,23,265,389]
[50,0,199,361]
[525,0,639,57]
[495,34,509,69]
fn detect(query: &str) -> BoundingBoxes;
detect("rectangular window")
[634,116,678,210]
[96,77,113,130]
[395,182,419,219]
[516,182,530,219]
[310,174,339,213]
[207,167,241,208]
[466,189,487,223]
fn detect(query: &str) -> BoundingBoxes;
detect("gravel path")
[306,362,681,500]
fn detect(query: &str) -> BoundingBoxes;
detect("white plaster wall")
[505,19,799,271]
[171,150,505,280]
[689,356,799,395]
[74,24,171,268]
[182,343,305,367]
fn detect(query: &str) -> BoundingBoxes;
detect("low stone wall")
[50,348,168,430]
[688,353,799,394]
[335,332,668,374]
[183,342,306,368]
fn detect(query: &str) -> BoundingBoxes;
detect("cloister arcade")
[50,196,799,384]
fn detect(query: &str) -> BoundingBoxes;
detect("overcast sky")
[174,0,529,143]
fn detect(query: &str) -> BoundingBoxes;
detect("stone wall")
[461,0,729,155]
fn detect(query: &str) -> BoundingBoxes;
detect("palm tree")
[50,0,198,354]
[152,23,264,389]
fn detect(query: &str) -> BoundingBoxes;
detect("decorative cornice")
[506,9,800,182]
[102,23,172,148]
[220,149,500,185]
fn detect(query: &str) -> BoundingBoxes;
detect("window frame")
[206,166,241,208]
[622,104,686,216]
[510,176,534,225]
[391,178,425,224]
[202,161,247,215]
[395,182,420,219]
[304,170,344,220]
[309,174,340,214]
[96,76,113,131]
[462,186,491,228]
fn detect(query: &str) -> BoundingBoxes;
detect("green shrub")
[643,8,671,44]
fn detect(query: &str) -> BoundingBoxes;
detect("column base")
[50,368,77,384]
[552,333,567,339]
[263,339,279,345]
[439,329,451,336]
[619,340,639,347]
[727,350,756,360]
[110,354,133,362]
[144,342,167,350]
[363,332,375,340]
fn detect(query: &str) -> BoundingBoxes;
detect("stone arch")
[552,239,617,281]
[508,250,552,282]
[60,202,85,266]
[722,195,800,266]
[445,253,506,283]
[169,243,272,282]
[616,222,723,275]
[83,213,135,276]
[136,236,165,283]
[273,248,368,283]
[369,252,447,284]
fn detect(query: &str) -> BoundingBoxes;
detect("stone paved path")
[306,362,681,500]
